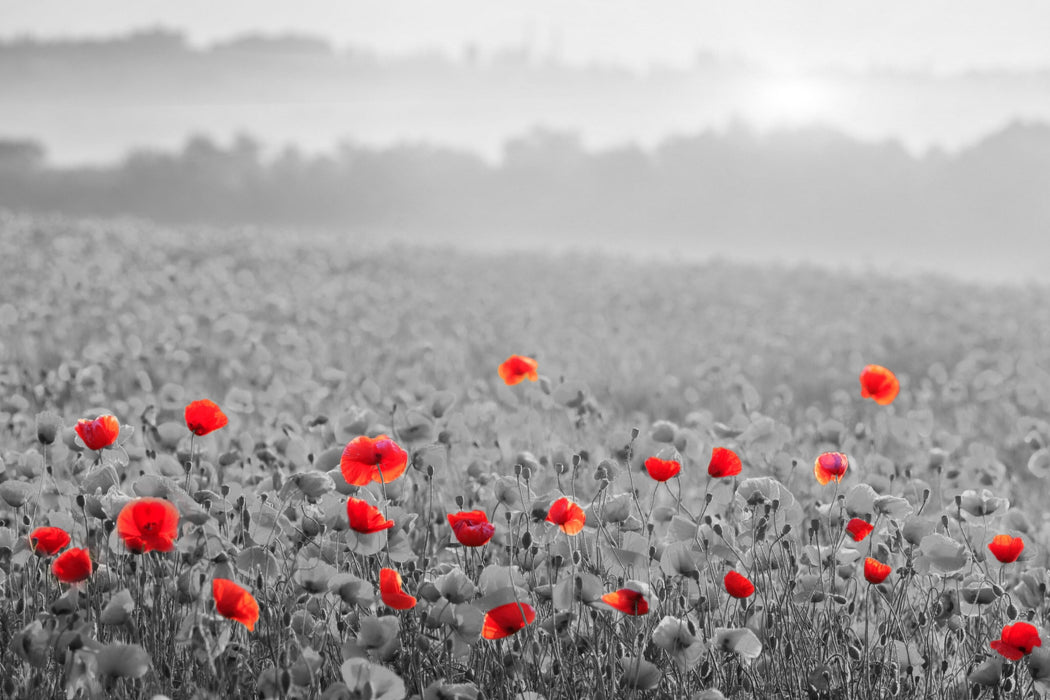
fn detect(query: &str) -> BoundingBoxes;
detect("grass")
[1,211,1049,698]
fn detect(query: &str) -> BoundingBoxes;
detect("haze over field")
[0,2,1047,283]
[1,31,1049,164]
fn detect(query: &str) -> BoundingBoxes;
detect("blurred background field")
[3,212,1049,508]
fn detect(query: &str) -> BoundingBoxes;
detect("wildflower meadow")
[2,214,1050,699]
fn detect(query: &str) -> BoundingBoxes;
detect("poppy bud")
[36,411,60,445]
[521,467,531,482]
[521,531,532,549]
[571,550,582,566]
[705,493,713,504]
[1007,603,1018,619]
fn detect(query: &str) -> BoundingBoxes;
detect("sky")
[2,0,1050,72]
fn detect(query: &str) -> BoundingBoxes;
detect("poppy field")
[3,214,1050,699]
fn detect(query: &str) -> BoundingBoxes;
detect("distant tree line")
[1,123,1048,259]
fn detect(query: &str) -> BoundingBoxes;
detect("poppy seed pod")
[36,411,60,445]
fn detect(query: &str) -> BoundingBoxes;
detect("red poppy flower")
[846,518,874,542]
[602,588,650,615]
[29,526,71,556]
[481,602,537,639]
[863,557,892,584]
[379,568,417,610]
[346,497,394,534]
[116,498,180,553]
[991,621,1042,661]
[988,534,1024,564]
[52,548,92,583]
[498,355,539,386]
[724,570,755,599]
[75,415,120,451]
[340,434,409,486]
[814,452,849,485]
[644,457,681,482]
[546,497,586,535]
[184,399,228,436]
[447,510,496,547]
[708,447,742,478]
[212,578,260,631]
[859,365,900,406]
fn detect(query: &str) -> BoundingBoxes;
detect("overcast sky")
[2,0,1050,72]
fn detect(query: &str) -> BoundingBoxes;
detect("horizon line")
[3,26,1050,79]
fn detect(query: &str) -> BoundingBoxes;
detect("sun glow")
[752,74,839,124]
